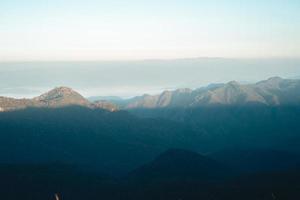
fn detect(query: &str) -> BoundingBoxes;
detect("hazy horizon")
[1,58,299,98]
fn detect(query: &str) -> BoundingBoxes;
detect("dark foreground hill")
[1,105,300,175]
[0,106,200,175]
[1,150,300,200]
[130,105,300,153]
[1,102,300,199]
[0,163,117,200]
[210,148,300,173]
[128,149,231,183]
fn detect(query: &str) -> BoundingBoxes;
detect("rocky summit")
[0,87,114,112]
[33,86,90,107]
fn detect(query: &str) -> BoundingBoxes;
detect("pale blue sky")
[0,0,300,61]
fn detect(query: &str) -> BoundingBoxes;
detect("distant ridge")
[1,77,300,112]
[121,77,300,109]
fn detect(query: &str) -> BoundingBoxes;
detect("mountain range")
[1,77,300,199]
[1,77,300,112]
[120,77,300,108]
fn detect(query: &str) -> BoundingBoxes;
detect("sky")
[0,1,299,98]
[0,0,300,61]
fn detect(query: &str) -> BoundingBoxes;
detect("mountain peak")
[47,86,77,94]
[227,80,240,86]
[54,86,74,91]
[256,76,284,89]
[34,86,89,107]
[262,76,284,85]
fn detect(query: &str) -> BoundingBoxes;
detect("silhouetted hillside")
[130,105,300,152]
[0,106,198,175]
[210,148,300,173]
[1,103,300,199]
[0,163,116,200]
[122,149,300,200]
[128,149,232,183]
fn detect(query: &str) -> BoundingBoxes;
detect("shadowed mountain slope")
[128,149,231,183]
[210,148,300,173]
[0,106,199,175]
